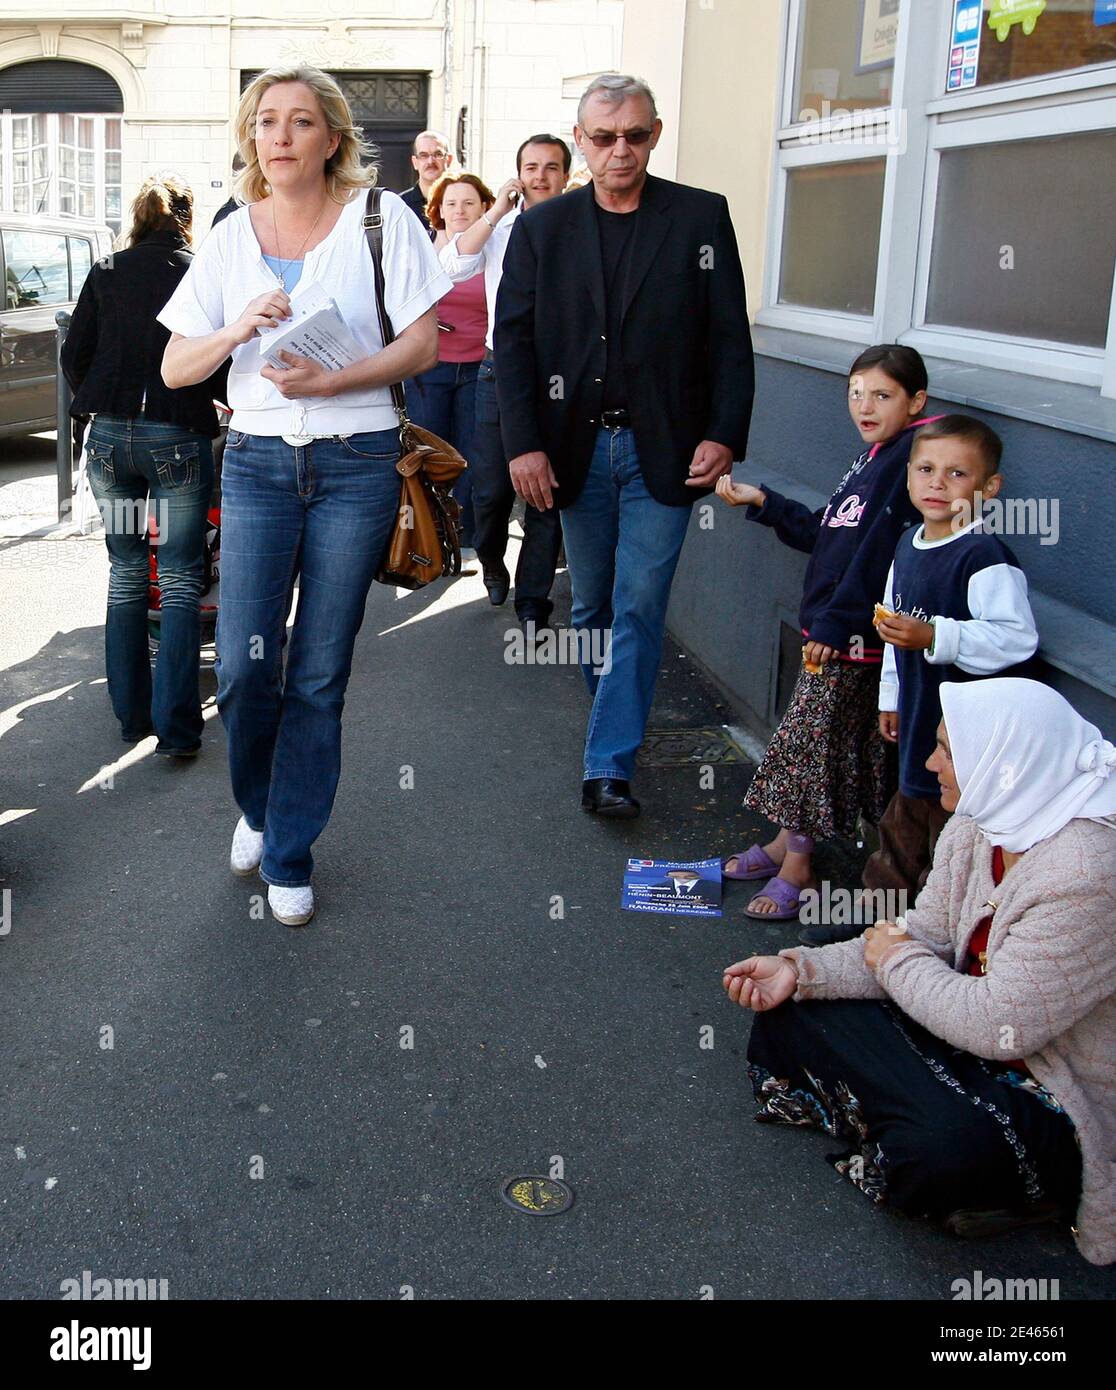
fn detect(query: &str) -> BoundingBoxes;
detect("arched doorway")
[0,60,125,232]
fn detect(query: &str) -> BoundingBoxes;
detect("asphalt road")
[1,511,1112,1300]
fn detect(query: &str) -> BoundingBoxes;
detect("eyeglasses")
[584,128,654,148]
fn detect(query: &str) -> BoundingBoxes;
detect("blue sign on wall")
[953,0,982,45]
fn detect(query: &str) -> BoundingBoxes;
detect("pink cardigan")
[781,814,1116,1265]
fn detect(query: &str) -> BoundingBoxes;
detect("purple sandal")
[721,844,781,881]
[745,875,807,921]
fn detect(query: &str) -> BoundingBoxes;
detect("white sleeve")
[878,565,899,712]
[926,563,1039,672]
[440,231,486,283]
[157,223,228,337]
[382,192,454,332]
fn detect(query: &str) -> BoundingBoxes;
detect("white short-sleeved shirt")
[158,189,453,436]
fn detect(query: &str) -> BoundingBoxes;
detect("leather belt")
[601,409,631,429]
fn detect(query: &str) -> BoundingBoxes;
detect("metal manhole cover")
[638,727,745,767]
[499,1176,574,1217]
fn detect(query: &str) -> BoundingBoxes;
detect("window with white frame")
[0,111,123,234]
[763,0,1116,395]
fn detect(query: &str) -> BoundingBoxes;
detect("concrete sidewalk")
[1,531,1110,1300]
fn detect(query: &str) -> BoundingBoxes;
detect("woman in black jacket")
[62,176,222,756]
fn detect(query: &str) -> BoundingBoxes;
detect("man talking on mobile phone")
[439,133,570,631]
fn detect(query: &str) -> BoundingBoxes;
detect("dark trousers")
[474,354,561,620]
[862,790,952,903]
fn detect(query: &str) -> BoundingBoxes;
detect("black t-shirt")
[595,202,639,411]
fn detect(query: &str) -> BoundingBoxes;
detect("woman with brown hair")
[62,174,221,758]
[160,65,450,927]
[405,172,494,558]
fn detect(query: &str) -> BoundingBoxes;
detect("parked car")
[0,211,114,438]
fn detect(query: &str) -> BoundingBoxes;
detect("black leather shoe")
[517,606,553,635]
[154,742,201,759]
[581,778,640,819]
[482,562,510,606]
[797,921,864,948]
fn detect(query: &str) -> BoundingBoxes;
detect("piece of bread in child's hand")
[802,646,822,675]
[873,602,895,628]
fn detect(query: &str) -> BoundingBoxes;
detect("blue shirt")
[261,255,303,295]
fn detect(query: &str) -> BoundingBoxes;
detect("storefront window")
[945,0,1116,93]
[779,159,886,316]
[792,0,899,122]
[926,128,1116,347]
[1,112,122,233]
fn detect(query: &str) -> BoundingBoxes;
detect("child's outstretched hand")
[876,613,934,651]
[715,476,765,509]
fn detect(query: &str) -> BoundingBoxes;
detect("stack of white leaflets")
[257,282,363,372]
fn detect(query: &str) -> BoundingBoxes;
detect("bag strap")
[363,186,409,430]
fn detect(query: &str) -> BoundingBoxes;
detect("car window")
[3,229,71,309]
[68,236,93,298]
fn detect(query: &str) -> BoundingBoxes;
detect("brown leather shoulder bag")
[363,186,468,589]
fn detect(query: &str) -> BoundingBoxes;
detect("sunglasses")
[584,128,654,148]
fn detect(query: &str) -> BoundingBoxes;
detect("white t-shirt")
[158,189,453,437]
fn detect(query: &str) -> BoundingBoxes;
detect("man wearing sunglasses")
[495,74,755,819]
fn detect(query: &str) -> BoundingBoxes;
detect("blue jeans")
[559,428,692,782]
[216,428,400,886]
[85,416,214,750]
[405,358,480,546]
[474,355,562,619]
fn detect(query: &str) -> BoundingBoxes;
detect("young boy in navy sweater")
[866,414,1038,906]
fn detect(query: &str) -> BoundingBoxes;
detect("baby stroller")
[147,403,229,655]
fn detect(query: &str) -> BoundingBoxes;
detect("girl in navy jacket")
[715,345,940,919]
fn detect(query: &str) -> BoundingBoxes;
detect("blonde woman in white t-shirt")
[160,65,451,927]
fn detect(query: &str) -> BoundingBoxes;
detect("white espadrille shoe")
[268,884,314,927]
[230,816,264,876]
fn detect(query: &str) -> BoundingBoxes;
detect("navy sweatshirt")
[879,522,1039,798]
[746,419,933,659]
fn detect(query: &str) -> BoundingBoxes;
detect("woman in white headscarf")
[722,678,1116,1264]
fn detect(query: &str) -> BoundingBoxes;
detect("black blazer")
[493,174,755,508]
[61,231,223,438]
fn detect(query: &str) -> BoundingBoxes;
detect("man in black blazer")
[494,74,754,818]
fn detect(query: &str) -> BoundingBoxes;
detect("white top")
[877,519,1039,714]
[158,189,453,437]
[439,204,521,353]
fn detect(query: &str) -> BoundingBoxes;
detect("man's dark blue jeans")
[85,415,213,752]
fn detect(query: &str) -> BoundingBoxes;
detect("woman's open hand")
[715,476,765,509]
[723,955,799,1012]
[230,289,292,346]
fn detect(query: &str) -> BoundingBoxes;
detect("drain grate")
[638,727,748,767]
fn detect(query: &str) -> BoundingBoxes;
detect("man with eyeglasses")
[401,130,453,235]
[495,75,755,819]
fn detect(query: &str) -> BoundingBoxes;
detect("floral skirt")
[743,660,895,840]
[746,999,1081,1222]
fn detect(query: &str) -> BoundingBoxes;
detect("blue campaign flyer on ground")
[622,857,723,917]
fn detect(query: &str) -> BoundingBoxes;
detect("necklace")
[270,193,328,286]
